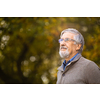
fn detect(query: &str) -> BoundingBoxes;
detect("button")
[62,73,65,76]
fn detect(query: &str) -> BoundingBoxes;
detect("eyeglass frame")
[58,38,78,43]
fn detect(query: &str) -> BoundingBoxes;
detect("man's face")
[59,32,78,59]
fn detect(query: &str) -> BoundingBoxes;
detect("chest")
[57,64,86,84]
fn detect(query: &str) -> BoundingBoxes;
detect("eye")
[65,38,69,42]
[58,39,63,43]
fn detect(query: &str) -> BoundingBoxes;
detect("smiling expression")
[59,32,80,60]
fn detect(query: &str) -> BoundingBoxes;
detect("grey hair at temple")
[60,28,85,53]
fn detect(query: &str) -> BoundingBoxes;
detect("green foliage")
[0,17,100,84]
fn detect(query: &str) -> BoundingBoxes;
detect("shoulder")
[79,56,91,63]
[79,56,100,71]
[77,56,92,66]
[80,57,100,83]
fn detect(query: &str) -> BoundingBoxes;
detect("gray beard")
[59,49,69,59]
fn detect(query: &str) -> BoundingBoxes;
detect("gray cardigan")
[57,54,100,84]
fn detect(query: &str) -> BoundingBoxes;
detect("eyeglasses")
[58,38,76,43]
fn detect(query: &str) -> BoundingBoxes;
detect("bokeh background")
[0,17,100,84]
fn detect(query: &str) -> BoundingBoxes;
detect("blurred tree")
[0,17,100,84]
[0,17,61,83]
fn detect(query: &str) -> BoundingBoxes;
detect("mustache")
[60,46,67,49]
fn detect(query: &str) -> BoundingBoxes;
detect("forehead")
[61,32,75,39]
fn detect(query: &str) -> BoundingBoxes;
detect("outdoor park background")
[0,17,100,84]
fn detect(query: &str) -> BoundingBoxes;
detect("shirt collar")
[69,53,79,62]
[63,53,79,65]
[58,53,81,71]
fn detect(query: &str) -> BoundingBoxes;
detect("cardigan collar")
[57,53,82,71]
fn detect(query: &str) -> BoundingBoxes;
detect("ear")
[76,44,81,51]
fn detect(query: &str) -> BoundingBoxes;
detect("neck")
[65,52,78,62]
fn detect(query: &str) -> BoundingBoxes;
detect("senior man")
[57,28,100,84]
